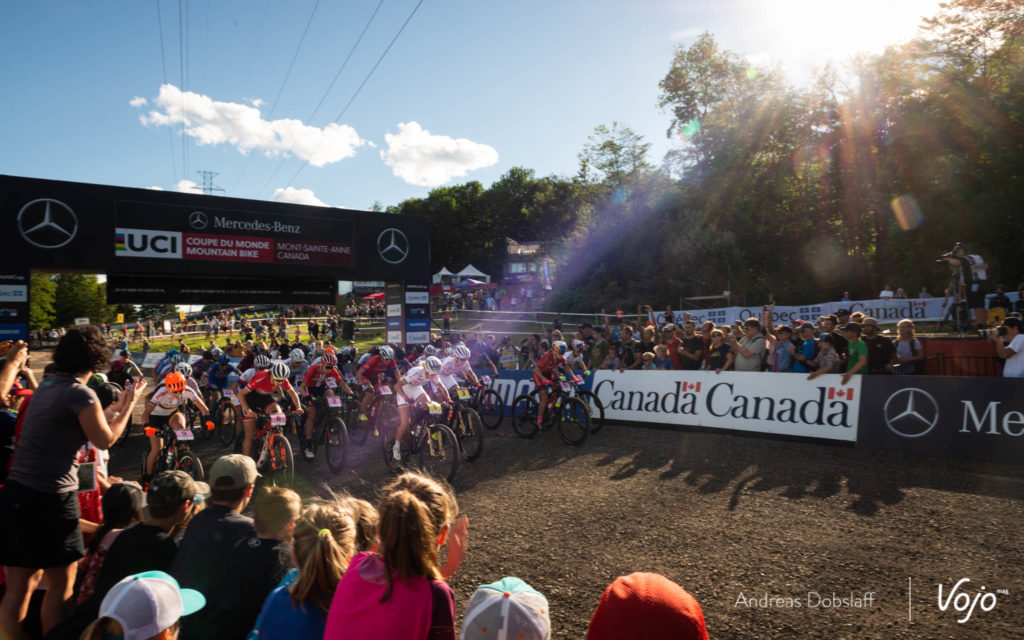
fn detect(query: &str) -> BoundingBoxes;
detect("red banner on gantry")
[183,233,274,262]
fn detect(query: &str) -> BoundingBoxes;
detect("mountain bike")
[140,424,205,481]
[215,387,241,446]
[251,411,296,486]
[306,391,350,472]
[511,376,591,445]
[446,386,484,462]
[354,383,399,447]
[468,375,504,430]
[381,401,460,482]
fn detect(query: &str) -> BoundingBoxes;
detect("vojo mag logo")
[377,228,409,264]
[883,387,939,438]
[17,198,79,249]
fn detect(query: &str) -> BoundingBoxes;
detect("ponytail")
[80,617,123,640]
[290,504,355,612]
[377,490,440,602]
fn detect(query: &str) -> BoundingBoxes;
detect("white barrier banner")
[591,370,861,442]
[651,293,1019,327]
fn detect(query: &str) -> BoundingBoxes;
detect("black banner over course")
[5,174,429,282]
[858,376,1024,466]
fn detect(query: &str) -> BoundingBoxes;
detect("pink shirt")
[324,552,454,640]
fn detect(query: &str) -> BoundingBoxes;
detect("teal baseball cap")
[461,577,550,640]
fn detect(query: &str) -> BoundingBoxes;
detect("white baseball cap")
[98,571,205,640]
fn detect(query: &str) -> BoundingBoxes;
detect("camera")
[979,327,1007,339]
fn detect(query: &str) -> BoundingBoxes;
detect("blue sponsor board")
[387,317,402,330]
[472,369,595,416]
[0,323,28,340]
[406,318,430,331]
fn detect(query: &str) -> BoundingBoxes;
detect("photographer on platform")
[989,317,1023,378]
[941,242,989,330]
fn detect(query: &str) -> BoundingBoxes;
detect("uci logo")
[115,228,182,259]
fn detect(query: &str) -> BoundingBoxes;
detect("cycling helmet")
[253,354,272,369]
[210,346,223,356]
[218,354,231,365]
[379,345,394,361]
[553,340,568,354]
[571,340,583,351]
[290,349,305,363]
[323,346,337,356]
[164,372,187,393]
[270,362,290,381]
[169,353,184,365]
[443,347,454,357]
[89,373,108,387]
[166,348,179,358]
[423,356,443,375]
[340,346,354,357]
[321,351,338,367]
[119,349,131,357]
[453,344,471,360]
[423,345,438,356]
[174,362,193,377]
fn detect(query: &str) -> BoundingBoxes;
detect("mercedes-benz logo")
[17,198,79,249]
[188,211,209,230]
[883,387,939,438]
[377,228,409,264]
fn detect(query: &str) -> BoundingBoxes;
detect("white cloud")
[175,179,202,193]
[270,187,330,207]
[381,122,498,187]
[146,185,164,190]
[670,26,704,40]
[129,96,148,107]
[249,98,264,108]
[136,84,367,167]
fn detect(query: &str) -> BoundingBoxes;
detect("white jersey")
[356,353,373,367]
[150,386,200,416]
[565,352,585,367]
[402,365,431,388]
[440,357,472,379]
[238,368,259,386]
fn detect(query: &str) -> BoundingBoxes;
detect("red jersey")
[247,371,293,395]
[358,355,399,381]
[303,364,342,389]
[534,351,566,376]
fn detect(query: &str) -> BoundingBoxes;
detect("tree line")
[386,0,1023,311]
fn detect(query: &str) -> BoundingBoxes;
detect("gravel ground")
[103,411,1024,640]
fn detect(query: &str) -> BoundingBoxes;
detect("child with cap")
[587,572,709,640]
[80,570,205,640]
[461,577,551,640]
[171,454,259,595]
[183,486,300,640]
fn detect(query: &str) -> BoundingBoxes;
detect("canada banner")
[590,370,862,442]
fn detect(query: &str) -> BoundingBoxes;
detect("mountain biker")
[298,350,354,461]
[238,362,303,461]
[533,341,577,426]
[288,348,310,386]
[153,349,181,383]
[392,356,451,463]
[141,372,211,482]
[354,345,400,421]
[439,344,480,399]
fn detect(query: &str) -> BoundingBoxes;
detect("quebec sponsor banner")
[858,376,1024,465]
[591,370,860,442]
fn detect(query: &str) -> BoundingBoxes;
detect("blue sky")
[1,0,941,211]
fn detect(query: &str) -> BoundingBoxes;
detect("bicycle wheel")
[194,404,213,440]
[380,414,399,469]
[418,424,460,482]
[324,416,349,472]
[218,401,238,446]
[176,452,205,481]
[139,440,151,479]
[557,398,591,446]
[511,394,539,439]
[347,407,369,445]
[577,389,605,434]
[477,388,504,430]
[267,433,294,486]
[455,408,484,462]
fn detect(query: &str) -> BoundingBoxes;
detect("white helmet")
[290,349,305,363]
[379,345,395,361]
[253,354,272,369]
[423,356,443,375]
[174,362,193,377]
[453,344,471,360]
[270,362,290,380]
[423,345,438,356]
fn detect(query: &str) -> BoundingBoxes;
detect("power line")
[178,0,187,182]
[283,0,427,190]
[155,0,178,183]
[230,0,323,194]
[253,0,388,197]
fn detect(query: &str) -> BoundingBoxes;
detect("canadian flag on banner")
[682,382,702,392]
[828,387,854,401]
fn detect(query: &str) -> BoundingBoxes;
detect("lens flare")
[891,194,924,231]
[612,187,630,204]
[746,67,759,80]
[681,118,701,139]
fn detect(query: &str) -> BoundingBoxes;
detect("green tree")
[29,273,57,329]
[138,304,178,321]
[577,122,653,186]
[52,274,113,326]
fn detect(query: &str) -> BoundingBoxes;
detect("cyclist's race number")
[270,413,287,426]
[173,429,194,441]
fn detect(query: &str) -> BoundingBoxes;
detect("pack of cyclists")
[120,332,522,479]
